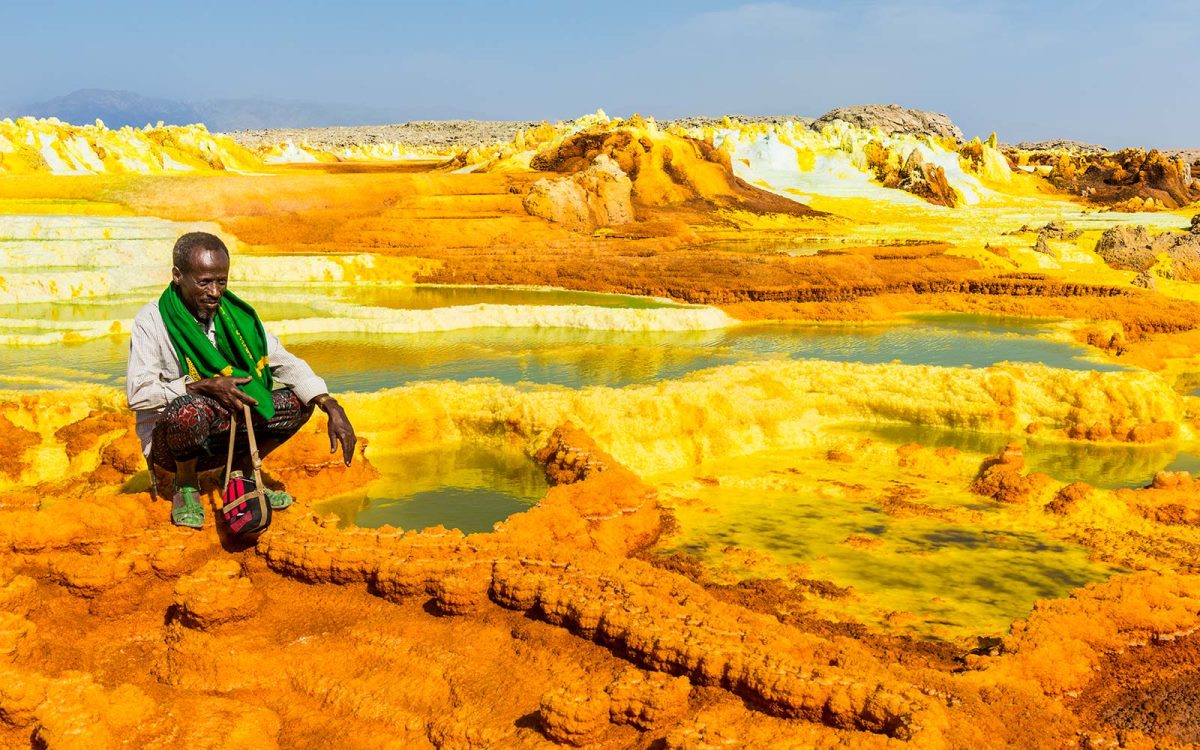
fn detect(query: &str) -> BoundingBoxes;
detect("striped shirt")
[126,300,328,455]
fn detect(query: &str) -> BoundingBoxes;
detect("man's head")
[171,232,230,323]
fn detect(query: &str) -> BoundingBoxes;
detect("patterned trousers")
[150,389,313,473]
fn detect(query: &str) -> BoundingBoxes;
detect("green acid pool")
[312,442,548,535]
[651,447,1122,639]
[0,302,1124,392]
[854,422,1200,490]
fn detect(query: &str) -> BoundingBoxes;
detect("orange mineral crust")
[3,371,1200,748]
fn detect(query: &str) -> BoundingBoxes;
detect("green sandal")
[264,488,293,511]
[171,486,205,529]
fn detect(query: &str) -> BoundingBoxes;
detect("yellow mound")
[0,117,263,175]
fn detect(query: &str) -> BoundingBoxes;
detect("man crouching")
[126,231,355,528]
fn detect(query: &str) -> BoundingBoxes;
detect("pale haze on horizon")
[2,0,1195,148]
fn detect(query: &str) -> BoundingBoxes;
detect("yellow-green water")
[854,423,1200,490]
[0,309,1123,390]
[652,446,1121,639]
[313,442,547,535]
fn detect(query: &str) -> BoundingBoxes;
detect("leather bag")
[220,403,272,537]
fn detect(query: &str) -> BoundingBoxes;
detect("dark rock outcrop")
[1095,224,1200,281]
[1011,140,1109,153]
[863,142,960,207]
[1014,148,1200,210]
[896,149,958,207]
[813,104,964,142]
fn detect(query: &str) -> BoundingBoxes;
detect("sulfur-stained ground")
[3,116,1200,748]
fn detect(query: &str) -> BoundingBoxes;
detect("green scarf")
[158,284,275,420]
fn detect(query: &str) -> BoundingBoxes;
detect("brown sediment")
[1010,147,1200,210]
[0,415,39,480]
[1081,634,1200,746]
[970,443,1054,504]
[865,141,960,207]
[1045,482,1092,516]
[1120,471,1200,528]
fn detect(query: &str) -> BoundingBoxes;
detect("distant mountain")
[21,89,205,129]
[9,88,482,132]
[200,99,423,130]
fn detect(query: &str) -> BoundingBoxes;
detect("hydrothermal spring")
[8,114,1200,746]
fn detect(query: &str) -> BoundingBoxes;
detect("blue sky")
[3,0,1196,147]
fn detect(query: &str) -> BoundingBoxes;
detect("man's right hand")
[187,376,258,414]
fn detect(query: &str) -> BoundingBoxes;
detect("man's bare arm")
[311,394,356,466]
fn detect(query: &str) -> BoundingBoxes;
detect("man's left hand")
[316,397,356,466]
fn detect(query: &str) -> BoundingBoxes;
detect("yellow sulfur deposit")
[0,117,263,174]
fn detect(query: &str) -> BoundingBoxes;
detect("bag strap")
[223,402,265,486]
[224,406,239,485]
[243,403,264,488]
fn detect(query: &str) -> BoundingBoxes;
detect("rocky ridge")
[813,104,965,142]
[1095,221,1200,282]
[226,116,820,153]
[225,107,969,152]
[1010,139,1110,153]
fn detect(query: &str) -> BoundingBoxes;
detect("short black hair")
[173,232,229,273]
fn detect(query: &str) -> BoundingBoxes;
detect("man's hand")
[316,397,356,466]
[188,376,257,414]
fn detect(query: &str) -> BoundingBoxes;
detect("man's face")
[172,247,230,323]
